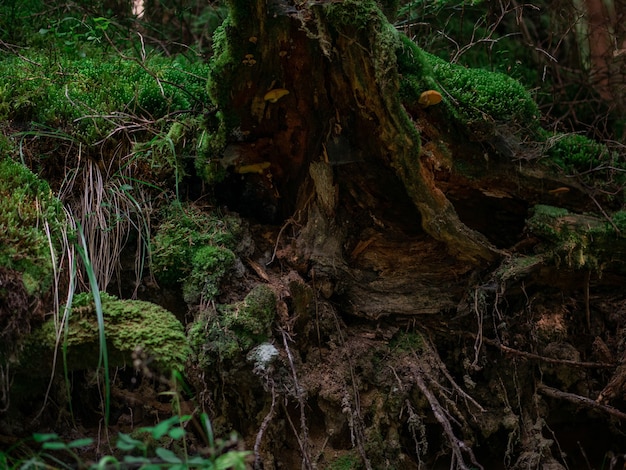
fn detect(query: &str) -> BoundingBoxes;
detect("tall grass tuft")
[75,221,110,425]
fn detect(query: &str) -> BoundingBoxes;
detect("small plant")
[0,414,250,469]
[109,413,249,469]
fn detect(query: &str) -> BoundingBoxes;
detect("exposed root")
[537,384,626,421]
[404,336,486,469]
[404,399,428,469]
[253,381,276,470]
[412,367,483,470]
[281,329,312,470]
[482,337,616,368]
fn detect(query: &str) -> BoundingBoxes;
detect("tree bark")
[210,0,500,264]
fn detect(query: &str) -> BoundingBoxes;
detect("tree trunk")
[210,0,498,265]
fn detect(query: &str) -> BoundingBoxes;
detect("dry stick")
[423,338,486,413]
[472,287,484,368]
[281,329,313,470]
[412,367,484,470]
[584,270,591,330]
[253,381,276,470]
[267,218,294,266]
[587,184,621,234]
[482,337,616,368]
[537,384,626,421]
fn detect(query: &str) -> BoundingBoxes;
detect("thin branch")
[537,384,626,421]
[254,381,276,469]
[281,329,312,470]
[483,337,616,368]
[412,366,484,470]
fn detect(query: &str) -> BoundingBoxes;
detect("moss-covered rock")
[0,157,62,296]
[188,285,276,369]
[0,157,64,361]
[151,202,246,303]
[21,292,190,374]
[182,244,236,304]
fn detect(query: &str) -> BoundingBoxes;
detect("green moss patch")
[188,285,276,368]
[0,51,209,143]
[0,157,62,296]
[527,204,626,270]
[544,133,618,176]
[22,292,190,374]
[151,202,244,303]
[397,34,539,130]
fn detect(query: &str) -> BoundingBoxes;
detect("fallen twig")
[281,329,313,470]
[412,366,484,470]
[253,381,276,469]
[537,384,626,421]
[483,337,616,369]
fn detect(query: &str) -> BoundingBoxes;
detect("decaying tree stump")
[203,1,626,468]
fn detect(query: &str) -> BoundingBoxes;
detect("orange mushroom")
[418,90,443,107]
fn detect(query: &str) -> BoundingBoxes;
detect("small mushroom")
[279,50,288,57]
[249,36,258,44]
[263,88,290,103]
[418,89,443,107]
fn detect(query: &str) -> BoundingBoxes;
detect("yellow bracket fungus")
[263,88,290,103]
[235,161,271,174]
[418,89,443,107]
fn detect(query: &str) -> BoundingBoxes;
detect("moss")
[182,245,236,304]
[526,205,570,242]
[0,50,209,143]
[151,202,242,299]
[207,17,241,130]
[544,133,612,174]
[390,331,423,353]
[527,204,625,270]
[426,52,539,125]
[396,34,539,131]
[324,452,361,470]
[188,285,276,368]
[21,292,190,374]
[0,157,62,296]
[396,34,439,105]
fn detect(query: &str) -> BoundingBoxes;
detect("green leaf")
[168,427,186,440]
[214,451,251,470]
[146,415,182,439]
[155,447,182,464]
[67,437,94,448]
[186,456,208,465]
[123,455,151,464]
[95,455,120,469]
[42,441,69,450]
[33,433,59,442]
[116,433,146,452]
